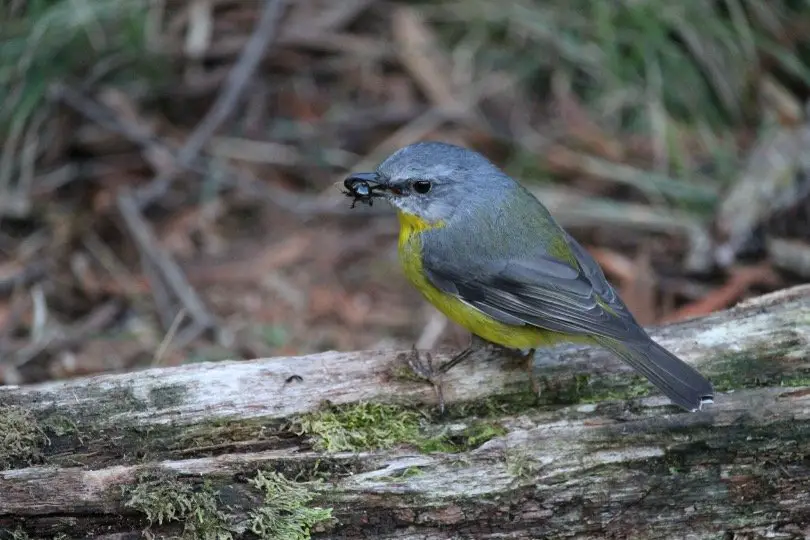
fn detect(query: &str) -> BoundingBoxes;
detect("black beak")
[343,172,386,191]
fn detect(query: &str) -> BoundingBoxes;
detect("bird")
[342,141,714,413]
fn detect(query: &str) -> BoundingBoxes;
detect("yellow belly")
[396,211,577,350]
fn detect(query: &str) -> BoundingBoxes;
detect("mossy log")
[2,285,810,539]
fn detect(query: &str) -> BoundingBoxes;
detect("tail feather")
[594,336,714,412]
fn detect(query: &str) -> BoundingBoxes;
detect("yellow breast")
[395,211,571,350]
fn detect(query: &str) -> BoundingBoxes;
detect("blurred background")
[1,0,809,386]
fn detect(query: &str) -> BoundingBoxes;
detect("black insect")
[343,178,376,208]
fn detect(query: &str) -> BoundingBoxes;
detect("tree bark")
[2,285,810,539]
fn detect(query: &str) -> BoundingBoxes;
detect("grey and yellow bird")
[343,141,714,412]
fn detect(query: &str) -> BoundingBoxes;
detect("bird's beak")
[343,172,386,191]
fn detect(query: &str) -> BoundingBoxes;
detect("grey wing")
[421,235,640,341]
[421,228,715,411]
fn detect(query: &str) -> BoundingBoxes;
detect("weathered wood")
[2,285,810,539]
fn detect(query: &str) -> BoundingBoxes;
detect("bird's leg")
[406,335,488,414]
[434,334,493,374]
[406,346,446,413]
[484,345,542,398]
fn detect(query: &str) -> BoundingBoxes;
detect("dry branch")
[136,0,287,207]
[1,285,810,539]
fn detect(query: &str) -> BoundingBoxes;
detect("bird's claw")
[407,346,448,415]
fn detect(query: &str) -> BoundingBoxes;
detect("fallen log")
[1,285,810,539]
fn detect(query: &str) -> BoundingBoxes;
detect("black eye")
[412,180,432,194]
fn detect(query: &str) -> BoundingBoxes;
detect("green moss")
[40,414,79,437]
[418,421,509,453]
[149,383,189,409]
[122,468,335,540]
[295,402,507,454]
[0,405,49,469]
[123,473,236,540]
[295,402,425,452]
[247,470,333,540]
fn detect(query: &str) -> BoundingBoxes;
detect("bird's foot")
[406,344,479,414]
[406,346,447,414]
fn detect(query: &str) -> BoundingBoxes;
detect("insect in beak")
[343,172,386,208]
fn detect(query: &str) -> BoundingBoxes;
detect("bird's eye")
[412,180,432,194]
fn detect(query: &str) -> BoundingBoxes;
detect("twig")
[55,83,371,220]
[135,0,288,208]
[16,107,49,210]
[139,249,177,331]
[10,300,123,368]
[0,260,48,296]
[153,308,187,366]
[209,136,357,168]
[0,110,30,218]
[116,190,217,337]
[659,263,780,324]
[52,83,188,181]
[715,124,809,264]
[392,6,468,114]
[0,286,30,357]
[53,85,214,180]
[303,0,376,31]
[30,165,81,198]
[544,144,719,206]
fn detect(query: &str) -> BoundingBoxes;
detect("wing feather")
[422,245,638,340]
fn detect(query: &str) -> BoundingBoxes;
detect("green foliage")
[427,0,808,129]
[422,0,810,189]
[0,0,162,173]
[247,470,333,540]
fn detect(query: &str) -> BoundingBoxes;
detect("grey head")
[345,141,520,224]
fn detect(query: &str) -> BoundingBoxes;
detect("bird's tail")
[593,335,714,412]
